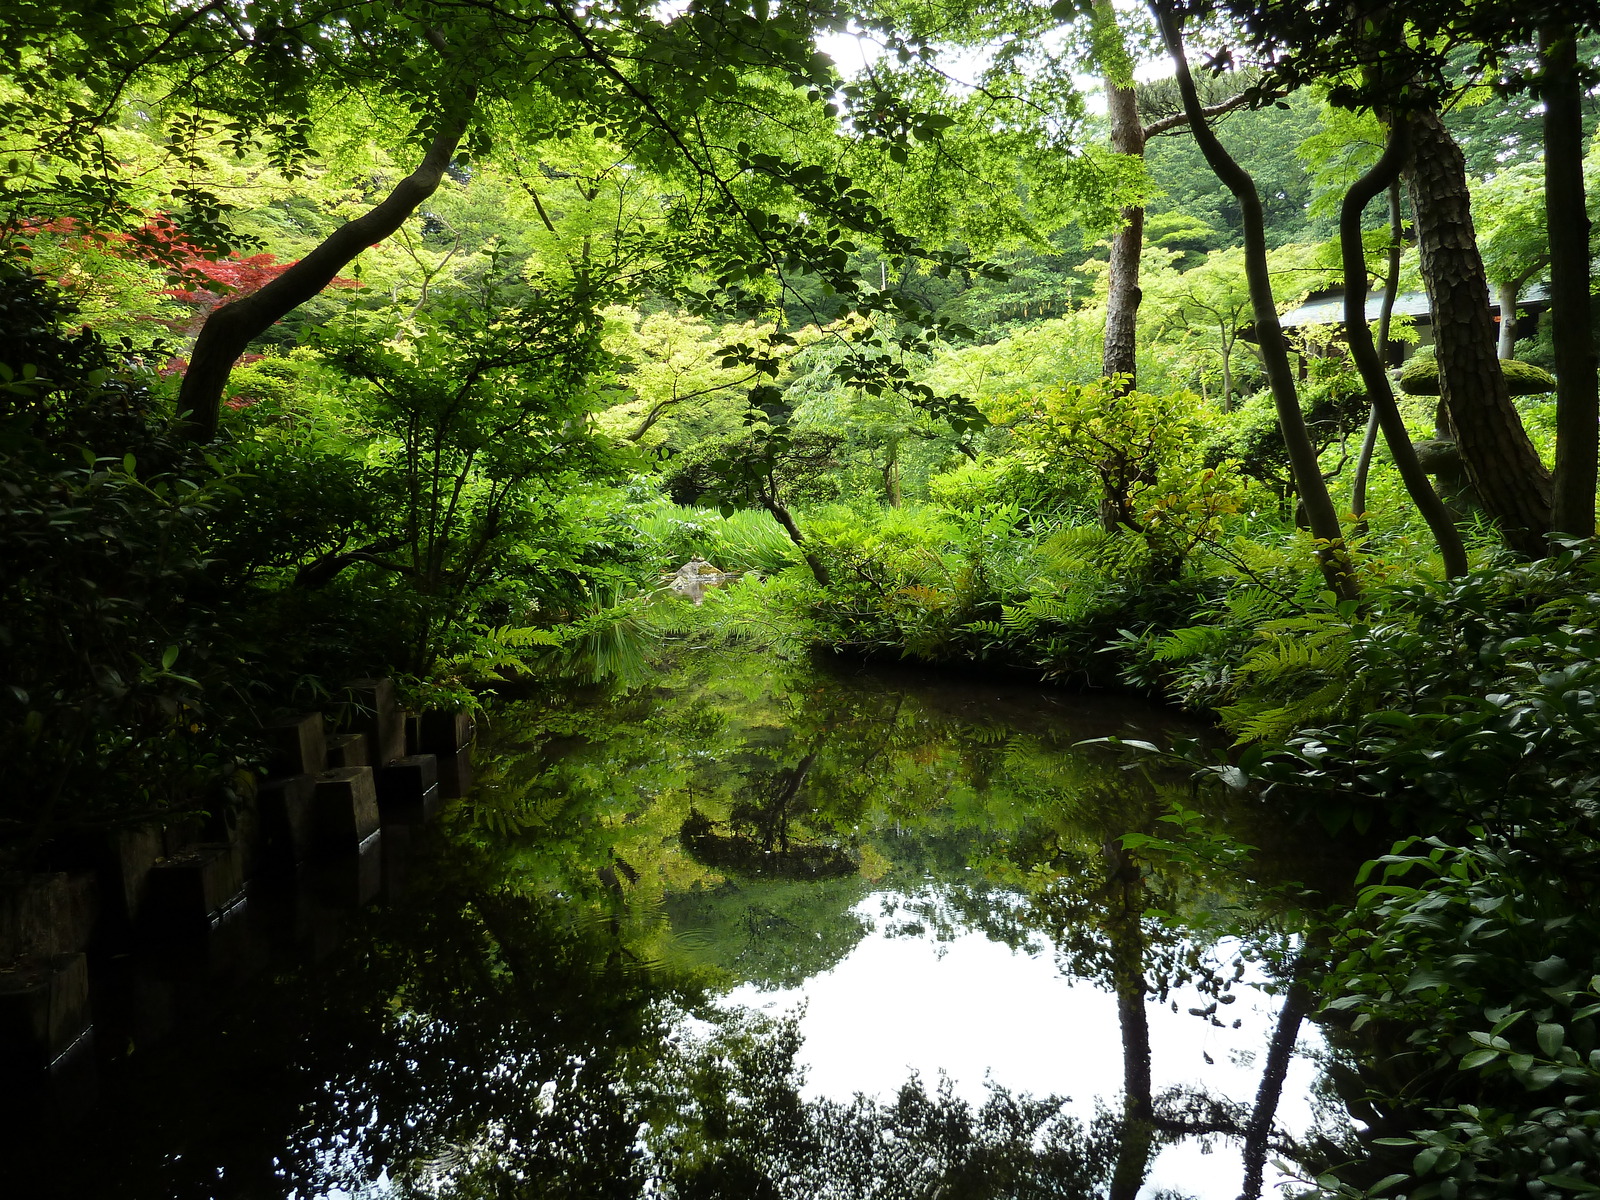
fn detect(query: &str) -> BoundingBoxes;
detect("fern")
[488,624,570,648]
[1225,587,1291,626]
[1150,623,1231,662]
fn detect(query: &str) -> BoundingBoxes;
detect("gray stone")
[312,767,380,854]
[262,713,328,779]
[324,732,368,770]
[0,953,91,1071]
[258,775,317,867]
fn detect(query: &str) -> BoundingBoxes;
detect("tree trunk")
[1103,73,1146,390]
[1351,183,1405,539]
[1496,279,1520,361]
[1104,836,1154,1200]
[1341,123,1469,577]
[1541,24,1598,541]
[1239,955,1315,1200]
[1403,107,1552,554]
[177,111,473,441]
[1220,333,1235,411]
[1154,1,1359,601]
[762,492,831,587]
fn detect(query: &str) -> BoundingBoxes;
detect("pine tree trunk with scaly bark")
[1403,107,1552,555]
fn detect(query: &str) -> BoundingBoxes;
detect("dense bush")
[0,264,646,862]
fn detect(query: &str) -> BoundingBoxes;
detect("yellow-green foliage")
[991,379,1244,572]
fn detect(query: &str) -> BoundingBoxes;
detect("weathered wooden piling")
[262,713,328,778]
[417,709,476,798]
[324,732,368,770]
[257,775,317,867]
[144,845,246,931]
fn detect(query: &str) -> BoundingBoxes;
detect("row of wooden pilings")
[0,677,476,1109]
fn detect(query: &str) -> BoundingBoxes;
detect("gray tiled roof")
[1277,283,1551,329]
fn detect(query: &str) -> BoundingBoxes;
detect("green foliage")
[656,1008,1117,1198]
[313,260,628,670]
[1309,836,1600,1197]
[0,269,263,845]
[634,503,802,576]
[990,378,1245,576]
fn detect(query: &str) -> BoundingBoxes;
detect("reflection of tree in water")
[41,649,1334,1200]
[680,755,857,880]
[46,838,689,1199]
[665,874,872,990]
[654,1008,1122,1199]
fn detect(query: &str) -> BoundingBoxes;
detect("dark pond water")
[15,647,1349,1198]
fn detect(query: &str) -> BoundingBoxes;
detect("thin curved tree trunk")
[1342,124,1469,576]
[1403,107,1552,554]
[1541,25,1598,540]
[1154,1,1359,601]
[1239,952,1316,1200]
[1351,183,1406,538]
[762,491,830,587]
[178,110,473,441]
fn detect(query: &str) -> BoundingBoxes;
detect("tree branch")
[177,102,475,440]
[1141,89,1253,138]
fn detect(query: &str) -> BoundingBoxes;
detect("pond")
[19,646,1349,1198]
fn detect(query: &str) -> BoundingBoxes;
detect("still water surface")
[27,647,1341,1197]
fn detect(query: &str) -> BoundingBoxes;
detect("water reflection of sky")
[725,891,1323,1200]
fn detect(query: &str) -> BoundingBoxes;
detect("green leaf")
[1538,1175,1600,1192]
[161,645,180,670]
[1459,1048,1500,1069]
[1537,1022,1565,1057]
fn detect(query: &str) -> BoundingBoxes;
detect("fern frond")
[1225,587,1291,626]
[1150,624,1230,662]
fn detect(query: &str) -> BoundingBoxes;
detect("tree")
[1338,121,1470,576]
[5,0,1018,442]
[1403,105,1555,553]
[1474,162,1553,360]
[1538,24,1599,538]
[1195,0,1600,553]
[1148,246,1257,408]
[1152,1,1360,602]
